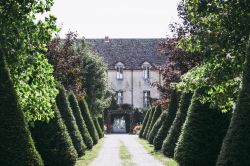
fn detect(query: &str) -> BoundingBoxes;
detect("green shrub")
[174,88,230,166]
[162,92,193,158]
[216,37,250,166]
[68,91,93,149]
[142,107,155,138]
[98,117,104,133]
[139,109,151,138]
[0,55,43,166]
[146,106,162,140]
[94,118,103,138]
[153,90,179,151]
[56,85,86,157]
[31,105,78,166]
[148,111,167,144]
[79,99,99,145]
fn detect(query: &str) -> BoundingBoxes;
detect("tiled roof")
[86,38,167,70]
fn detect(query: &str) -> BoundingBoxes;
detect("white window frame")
[116,67,123,80]
[116,91,123,105]
[143,66,150,79]
[143,91,150,108]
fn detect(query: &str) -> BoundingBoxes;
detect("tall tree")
[0,0,58,123]
[0,54,43,165]
[80,41,111,116]
[139,109,151,138]
[216,36,250,166]
[146,106,162,140]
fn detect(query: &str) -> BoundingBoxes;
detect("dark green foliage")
[162,92,193,158]
[139,109,151,138]
[98,117,104,132]
[56,85,86,157]
[142,107,155,138]
[174,88,230,166]
[79,99,99,145]
[94,118,103,138]
[148,111,167,144]
[154,90,179,151]
[0,55,43,166]
[146,106,162,140]
[216,37,250,166]
[68,91,93,149]
[31,105,78,166]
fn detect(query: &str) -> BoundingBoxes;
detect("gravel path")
[90,134,164,166]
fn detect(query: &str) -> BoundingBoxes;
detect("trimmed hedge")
[148,111,167,144]
[146,105,162,140]
[94,118,103,138]
[142,107,155,138]
[139,109,151,138]
[0,55,43,166]
[31,105,78,166]
[98,117,104,133]
[68,91,93,149]
[153,90,179,151]
[174,88,230,166]
[79,99,99,145]
[216,38,250,166]
[56,85,86,157]
[162,92,193,157]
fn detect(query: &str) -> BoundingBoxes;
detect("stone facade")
[87,38,167,109]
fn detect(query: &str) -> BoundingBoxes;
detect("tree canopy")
[0,0,58,122]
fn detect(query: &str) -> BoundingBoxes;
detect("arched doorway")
[106,110,134,134]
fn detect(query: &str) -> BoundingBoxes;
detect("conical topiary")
[174,88,230,166]
[94,118,103,138]
[31,104,78,166]
[139,109,151,138]
[68,91,93,149]
[56,85,86,157]
[153,90,179,151]
[79,99,99,145]
[98,116,104,133]
[216,37,250,166]
[162,92,193,157]
[148,111,167,144]
[146,105,162,140]
[0,54,43,166]
[142,107,155,139]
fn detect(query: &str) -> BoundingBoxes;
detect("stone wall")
[108,69,161,108]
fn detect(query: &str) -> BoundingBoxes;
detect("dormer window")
[115,62,125,80]
[142,61,151,79]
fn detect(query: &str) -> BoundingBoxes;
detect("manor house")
[87,37,166,110]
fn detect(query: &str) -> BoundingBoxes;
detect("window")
[116,67,123,80]
[143,66,150,79]
[143,91,150,108]
[116,91,123,104]
[142,61,151,79]
[115,62,124,80]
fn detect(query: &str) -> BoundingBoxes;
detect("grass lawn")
[119,141,135,166]
[76,139,104,166]
[137,138,179,166]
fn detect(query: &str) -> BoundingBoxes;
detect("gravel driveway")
[90,134,163,166]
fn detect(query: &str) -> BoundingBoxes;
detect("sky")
[51,0,181,38]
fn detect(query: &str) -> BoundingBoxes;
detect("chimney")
[104,36,110,43]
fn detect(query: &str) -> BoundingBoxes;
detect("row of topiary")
[139,88,232,166]
[0,54,104,166]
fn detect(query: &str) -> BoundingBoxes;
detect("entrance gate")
[106,110,135,134]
